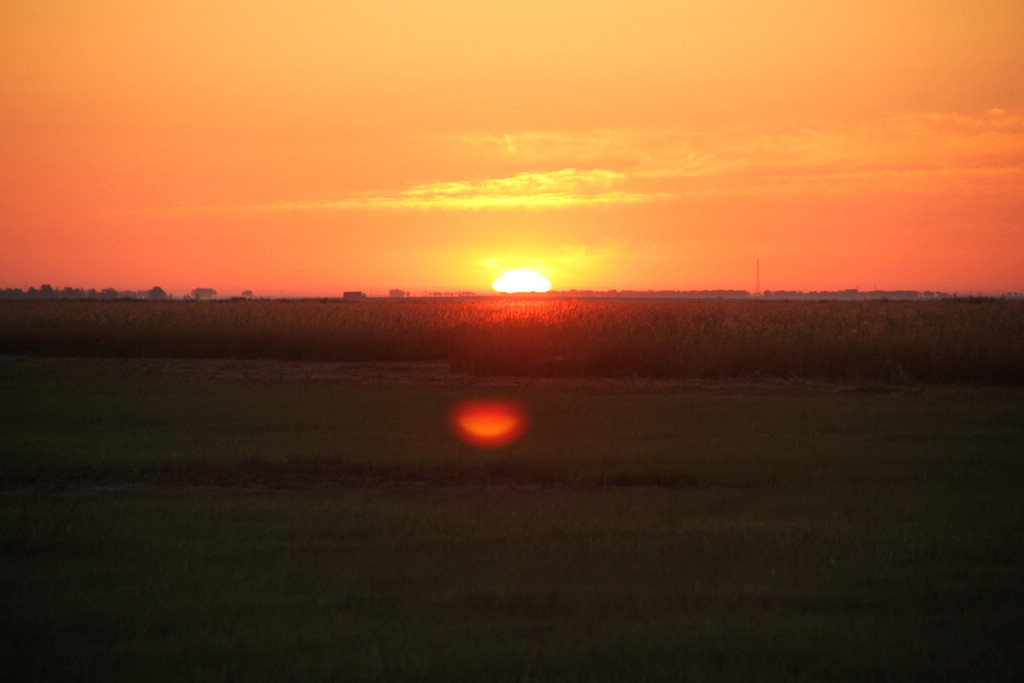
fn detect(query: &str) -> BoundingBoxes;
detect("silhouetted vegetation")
[0,285,125,299]
[190,287,216,300]
[1,299,1021,384]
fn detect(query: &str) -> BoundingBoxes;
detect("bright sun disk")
[492,269,552,293]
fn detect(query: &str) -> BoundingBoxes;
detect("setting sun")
[492,270,552,294]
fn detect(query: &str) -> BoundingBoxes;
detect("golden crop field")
[1,298,1022,384]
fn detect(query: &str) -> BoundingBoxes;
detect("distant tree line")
[556,289,754,299]
[0,285,159,300]
[3,284,1020,302]
[550,289,1023,300]
[0,285,221,301]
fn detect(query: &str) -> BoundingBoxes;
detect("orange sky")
[3,1,1023,296]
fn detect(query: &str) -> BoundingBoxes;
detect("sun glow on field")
[450,400,528,448]
[492,270,552,293]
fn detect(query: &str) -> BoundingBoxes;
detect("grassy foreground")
[2,357,1023,680]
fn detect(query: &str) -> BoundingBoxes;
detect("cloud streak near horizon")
[128,110,1023,216]
[259,168,668,211]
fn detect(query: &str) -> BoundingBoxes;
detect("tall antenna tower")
[754,258,761,296]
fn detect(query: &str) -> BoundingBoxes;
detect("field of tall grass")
[1,298,1022,384]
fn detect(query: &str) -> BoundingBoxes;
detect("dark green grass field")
[2,356,1024,681]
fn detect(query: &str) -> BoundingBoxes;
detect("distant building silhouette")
[191,288,216,300]
[343,291,367,300]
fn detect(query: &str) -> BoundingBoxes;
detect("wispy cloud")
[122,110,1023,216]
[256,168,669,211]
[455,110,1024,197]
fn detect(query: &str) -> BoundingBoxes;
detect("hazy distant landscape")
[5,284,1022,301]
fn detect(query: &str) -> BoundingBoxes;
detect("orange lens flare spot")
[450,400,528,448]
